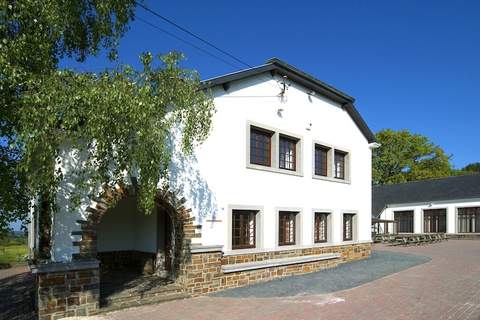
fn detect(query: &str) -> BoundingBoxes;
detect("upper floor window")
[334,150,347,180]
[232,210,256,249]
[314,145,330,177]
[279,211,296,246]
[314,212,329,243]
[250,127,272,167]
[343,213,355,241]
[279,135,297,171]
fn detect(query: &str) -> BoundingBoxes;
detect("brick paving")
[94,240,480,320]
[0,265,35,320]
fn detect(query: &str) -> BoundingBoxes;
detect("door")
[423,209,446,233]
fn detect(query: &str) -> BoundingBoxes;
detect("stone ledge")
[190,245,223,254]
[222,253,340,273]
[30,259,99,274]
[223,240,372,256]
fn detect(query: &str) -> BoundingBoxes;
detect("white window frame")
[275,207,302,249]
[312,140,351,184]
[227,205,264,252]
[312,209,333,244]
[342,211,358,242]
[246,121,303,177]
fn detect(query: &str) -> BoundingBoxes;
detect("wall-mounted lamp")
[369,142,381,150]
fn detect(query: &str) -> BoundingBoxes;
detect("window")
[394,211,414,233]
[343,214,355,241]
[314,145,329,176]
[247,123,303,176]
[250,127,272,166]
[232,210,256,249]
[279,211,296,246]
[279,135,297,171]
[458,207,480,233]
[423,209,446,233]
[314,212,329,243]
[334,151,347,179]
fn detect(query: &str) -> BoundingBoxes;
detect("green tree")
[462,162,480,173]
[0,1,215,235]
[373,129,453,185]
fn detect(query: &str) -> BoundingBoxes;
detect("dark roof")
[372,174,480,217]
[201,58,376,143]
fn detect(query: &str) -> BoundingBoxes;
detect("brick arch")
[72,184,200,262]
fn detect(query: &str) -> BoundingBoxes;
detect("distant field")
[0,236,28,268]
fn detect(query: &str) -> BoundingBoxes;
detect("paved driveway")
[0,265,35,320]
[90,240,480,320]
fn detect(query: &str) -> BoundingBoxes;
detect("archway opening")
[96,194,175,304]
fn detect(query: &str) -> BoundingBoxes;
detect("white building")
[373,174,480,236]
[30,58,377,318]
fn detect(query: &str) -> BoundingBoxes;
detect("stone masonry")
[179,242,371,297]
[33,184,371,318]
[33,261,100,320]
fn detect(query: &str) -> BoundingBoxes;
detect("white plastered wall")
[50,72,374,261]
[189,73,373,252]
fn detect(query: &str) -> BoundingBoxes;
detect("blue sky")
[61,0,480,169]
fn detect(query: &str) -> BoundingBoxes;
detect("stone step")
[99,290,189,313]
[99,283,188,312]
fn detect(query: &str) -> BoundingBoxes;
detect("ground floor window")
[423,209,446,233]
[279,211,297,246]
[394,210,414,233]
[314,212,329,243]
[458,207,480,233]
[343,214,355,241]
[232,210,256,249]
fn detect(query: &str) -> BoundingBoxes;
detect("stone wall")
[179,242,371,296]
[33,261,100,320]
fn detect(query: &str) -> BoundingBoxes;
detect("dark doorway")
[423,209,447,233]
[395,211,414,233]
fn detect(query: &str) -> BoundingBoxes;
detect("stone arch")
[72,184,201,274]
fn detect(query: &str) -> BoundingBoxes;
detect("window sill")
[247,163,303,177]
[312,174,351,184]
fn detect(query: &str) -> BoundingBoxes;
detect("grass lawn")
[0,242,28,268]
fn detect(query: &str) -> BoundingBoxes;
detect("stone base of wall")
[31,242,371,318]
[31,260,100,320]
[179,242,371,297]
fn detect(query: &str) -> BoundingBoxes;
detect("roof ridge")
[374,173,480,188]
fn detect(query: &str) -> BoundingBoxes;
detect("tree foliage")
[461,162,480,174]
[19,53,214,214]
[373,129,453,185]
[0,0,215,234]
